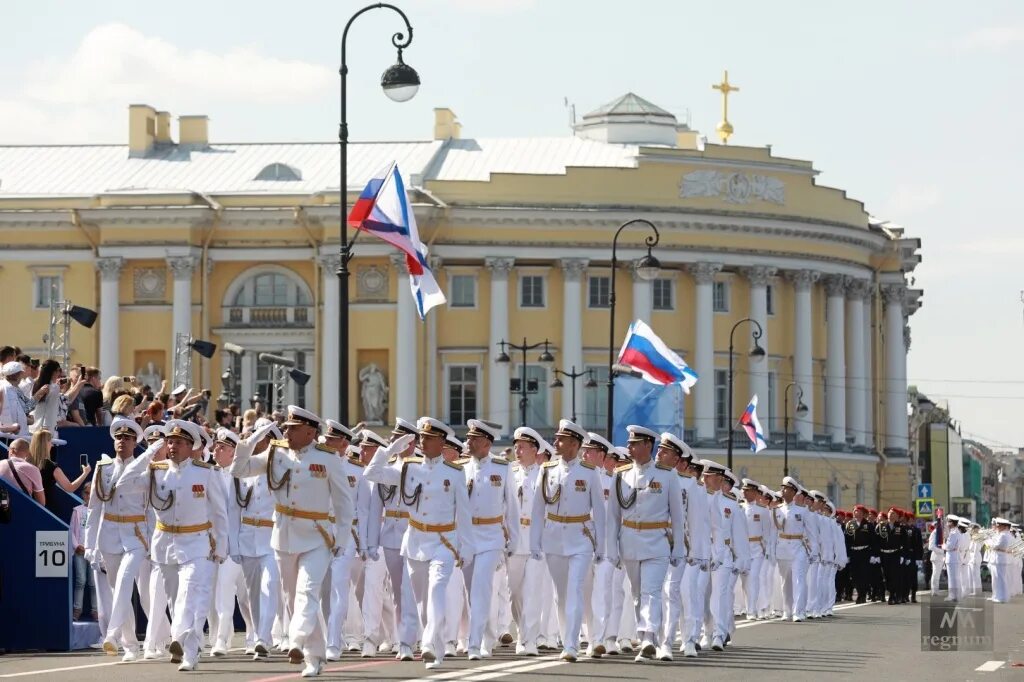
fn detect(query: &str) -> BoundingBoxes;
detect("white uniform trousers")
[587,558,614,648]
[327,550,364,652]
[92,562,113,644]
[756,558,775,616]
[945,555,962,600]
[777,554,808,618]
[100,548,144,650]
[359,554,391,647]
[709,566,736,640]
[276,546,331,661]
[444,561,468,646]
[929,558,943,594]
[968,558,982,595]
[461,549,502,651]
[683,563,709,645]
[990,564,1005,601]
[386,547,420,647]
[740,555,764,616]
[210,557,253,650]
[159,557,216,665]
[623,557,669,646]
[538,569,559,646]
[143,559,171,653]
[805,561,821,616]
[662,561,685,648]
[611,566,628,642]
[507,554,543,648]
[241,554,280,648]
[406,554,455,658]
[545,553,591,653]
[493,562,512,640]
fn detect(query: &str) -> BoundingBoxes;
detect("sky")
[1,0,1022,448]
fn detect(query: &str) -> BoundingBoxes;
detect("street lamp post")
[727,317,766,470]
[338,3,420,424]
[551,366,597,423]
[783,382,809,477]
[607,219,661,437]
[495,339,554,428]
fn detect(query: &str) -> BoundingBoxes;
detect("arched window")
[254,163,302,181]
[232,272,311,307]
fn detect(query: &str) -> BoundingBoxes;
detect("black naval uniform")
[846,516,875,603]
[876,520,904,603]
[869,518,884,600]
[904,522,923,603]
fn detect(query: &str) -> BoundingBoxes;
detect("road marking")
[248,660,391,682]
[733,599,873,630]
[976,661,1006,672]
[401,655,561,682]
[459,659,566,681]
[0,662,123,678]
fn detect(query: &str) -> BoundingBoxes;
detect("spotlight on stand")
[190,339,217,359]
[67,305,97,329]
[289,369,311,386]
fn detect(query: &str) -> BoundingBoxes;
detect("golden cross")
[712,69,739,144]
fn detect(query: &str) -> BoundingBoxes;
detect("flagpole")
[607,219,661,439]
[727,317,765,470]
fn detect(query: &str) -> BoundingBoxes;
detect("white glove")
[594,554,605,565]
[230,555,242,565]
[387,433,417,458]
[670,557,681,568]
[213,555,226,564]
[710,560,721,571]
[358,551,368,561]
[246,421,277,447]
[368,548,380,562]
[530,551,543,561]
[699,560,710,571]
[331,546,341,557]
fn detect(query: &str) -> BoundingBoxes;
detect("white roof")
[0,136,639,197]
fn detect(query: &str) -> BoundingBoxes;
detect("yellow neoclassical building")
[0,93,922,508]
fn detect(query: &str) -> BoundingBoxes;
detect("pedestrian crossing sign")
[915,498,935,518]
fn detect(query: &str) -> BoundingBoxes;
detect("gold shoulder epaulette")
[491,456,509,465]
[315,443,336,454]
[271,439,289,449]
[149,461,170,470]
[725,491,737,500]
[443,460,463,471]
[348,457,365,468]
[454,457,471,465]
[655,463,673,471]
[403,456,424,464]
[542,460,558,468]
[580,461,595,470]
[615,463,633,473]
[97,459,113,467]
[193,459,213,469]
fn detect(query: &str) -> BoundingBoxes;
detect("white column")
[427,257,441,418]
[883,284,908,454]
[390,254,418,423]
[824,274,847,446]
[786,269,819,443]
[168,256,196,378]
[742,266,775,439]
[96,257,123,379]
[486,257,514,434]
[863,293,874,449]
[630,260,653,324]
[687,262,721,445]
[560,258,587,403]
[845,278,868,447]
[318,254,341,419]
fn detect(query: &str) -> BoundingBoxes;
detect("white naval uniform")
[680,479,713,649]
[507,462,544,652]
[374,462,416,647]
[364,450,474,662]
[927,529,944,594]
[712,493,749,641]
[693,486,726,646]
[802,506,824,617]
[359,480,391,648]
[738,501,770,617]
[461,454,520,653]
[943,528,963,600]
[228,471,280,650]
[968,535,983,596]
[773,502,810,619]
[757,505,778,618]
[663,472,708,649]
[530,457,606,658]
[807,511,830,617]
[210,467,254,654]
[229,439,356,664]
[587,469,616,652]
[84,446,157,654]
[606,460,685,649]
[327,457,371,655]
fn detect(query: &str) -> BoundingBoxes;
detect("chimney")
[179,115,209,147]
[128,104,157,157]
[155,111,173,144]
[433,108,461,141]
[675,126,699,150]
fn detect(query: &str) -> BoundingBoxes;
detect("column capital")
[96,257,124,282]
[559,258,589,281]
[823,274,847,297]
[484,257,515,278]
[785,268,820,291]
[740,265,777,287]
[317,253,342,273]
[845,277,870,301]
[881,283,906,307]
[167,256,197,280]
[687,261,723,284]
[388,252,410,275]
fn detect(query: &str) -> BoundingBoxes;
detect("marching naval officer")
[773,477,811,622]
[530,419,606,663]
[507,427,545,656]
[607,425,685,662]
[228,406,356,678]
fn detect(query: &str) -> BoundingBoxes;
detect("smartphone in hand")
[79,454,88,468]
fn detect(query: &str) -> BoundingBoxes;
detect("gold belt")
[104,513,146,524]
[409,518,456,533]
[623,520,670,531]
[748,536,763,542]
[242,517,274,528]
[724,539,732,545]
[156,521,212,534]
[472,515,504,525]
[546,513,590,524]
[275,503,330,521]
[520,518,531,526]
[385,510,409,519]
[779,533,804,540]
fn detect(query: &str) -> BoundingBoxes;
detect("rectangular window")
[35,275,62,308]
[766,284,775,315]
[588,276,610,308]
[713,281,730,313]
[715,369,728,430]
[653,279,673,310]
[520,275,545,308]
[448,365,478,423]
[582,365,609,430]
[449,274,476,308]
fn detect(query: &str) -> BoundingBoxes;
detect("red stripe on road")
[248,659,393,682]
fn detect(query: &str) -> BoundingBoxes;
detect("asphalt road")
[3,593,1024,681]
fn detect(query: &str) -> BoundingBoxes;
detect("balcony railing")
[223,306,314,328]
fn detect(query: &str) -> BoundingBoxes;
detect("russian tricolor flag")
[739,395,768,453]
[348,162,446,318]
[617,320,699,393]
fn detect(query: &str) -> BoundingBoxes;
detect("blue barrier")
[0,477,72,651]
